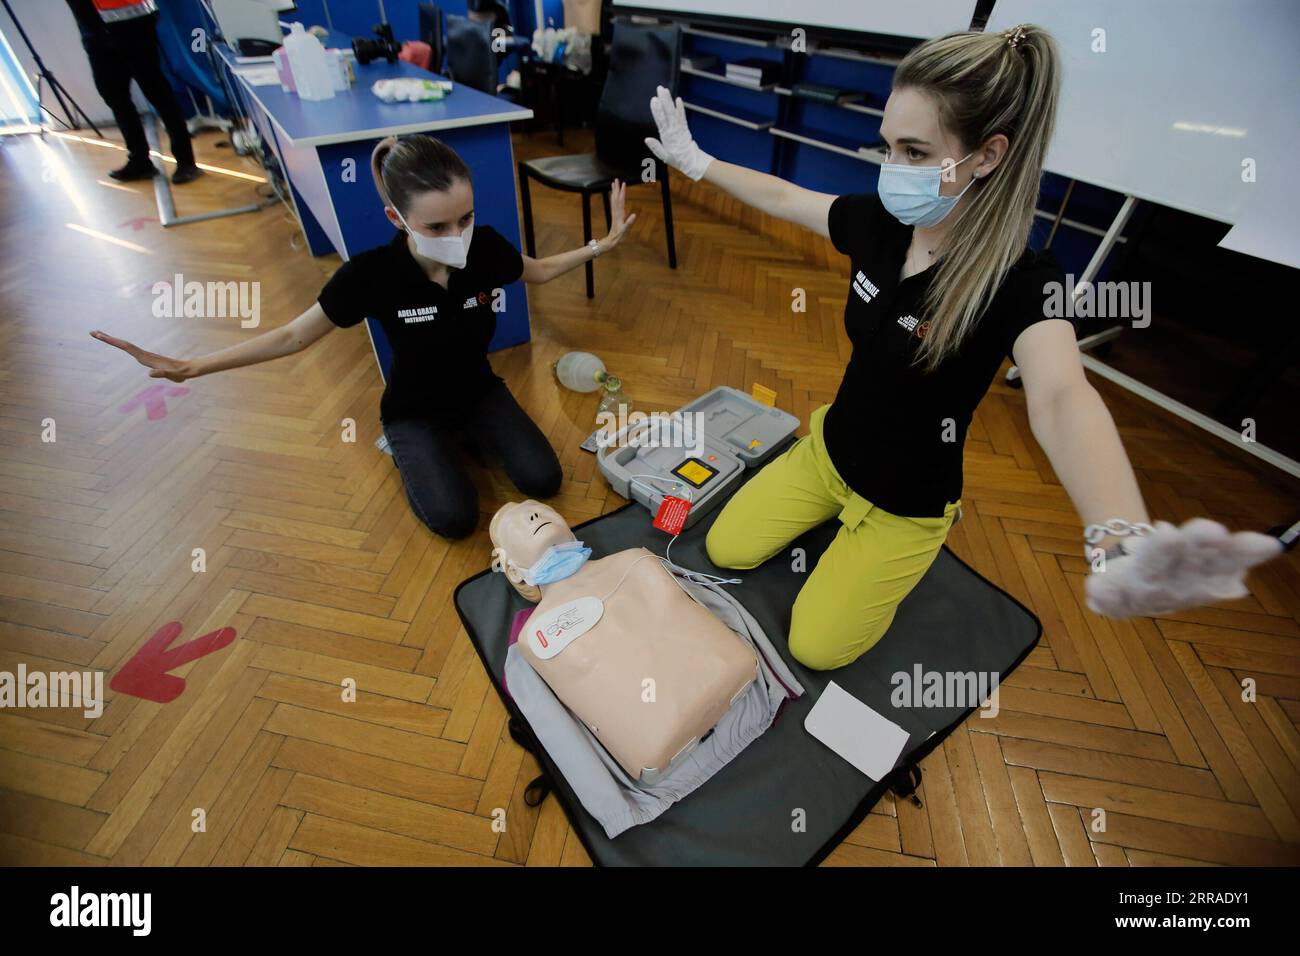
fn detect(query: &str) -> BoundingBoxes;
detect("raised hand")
[1085,517,1282,619]
[90,330,193,382]
[644,85,713,181]
[601,179,638,251]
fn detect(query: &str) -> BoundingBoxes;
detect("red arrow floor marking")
[109,621,237,703]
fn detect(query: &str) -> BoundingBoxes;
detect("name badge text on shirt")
[852,270,879,304]
[399,305,438,324]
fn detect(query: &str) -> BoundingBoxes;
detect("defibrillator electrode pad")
[598,386,798,529]
[525,596,604,660]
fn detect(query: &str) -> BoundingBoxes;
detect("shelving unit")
[681,24,774,48]
[684,100,773,131]
[809,45,902,67]
[771,126,877,162]
[841,100,886,118]
[773,86,879,115]
[681,64,778,92]
[664,15,901,194]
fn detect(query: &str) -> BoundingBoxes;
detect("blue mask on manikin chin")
[513,540,592,586]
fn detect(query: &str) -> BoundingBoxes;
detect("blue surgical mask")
[878,152,978,227]
[511,540,592,586]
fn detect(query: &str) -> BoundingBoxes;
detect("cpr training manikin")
[490,500,802,837]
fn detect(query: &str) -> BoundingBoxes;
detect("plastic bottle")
[554,351,608,392]
[328,49,355,90]
[272,46,296,93]
[597,376,630,419]
[284,23,335,102]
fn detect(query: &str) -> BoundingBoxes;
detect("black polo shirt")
[317,225,523,422]
[821,193,1071,517]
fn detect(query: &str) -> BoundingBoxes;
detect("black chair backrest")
[595,22,682,169]
[468,0,512,31]
[418,3,445,74]
[445,13,496,94]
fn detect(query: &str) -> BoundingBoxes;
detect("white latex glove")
[644,85,713,181]
[1085,517,1281,619]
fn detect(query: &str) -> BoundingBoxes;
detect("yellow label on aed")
[676,460,713,485]
[751,383,777,407]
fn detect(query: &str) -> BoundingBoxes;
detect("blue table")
[215,31,534,379]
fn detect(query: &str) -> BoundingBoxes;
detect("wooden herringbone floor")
[1,125,1298,867]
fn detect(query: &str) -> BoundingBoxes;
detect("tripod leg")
[48,72,102,136]
[0,0,101,136]
[34,75,76,132]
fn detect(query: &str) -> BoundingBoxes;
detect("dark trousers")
[383,380,563,539]
[83,13,194,166]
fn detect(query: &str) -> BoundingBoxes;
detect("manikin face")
[493,500,576,576]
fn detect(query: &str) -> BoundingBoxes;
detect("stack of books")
[791,82,866,105]
[725,58,780,88]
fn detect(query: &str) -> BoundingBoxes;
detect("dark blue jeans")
[382,380,562,539]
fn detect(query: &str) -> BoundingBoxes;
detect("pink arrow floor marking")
[119,383,190,421]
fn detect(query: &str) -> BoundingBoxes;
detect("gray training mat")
[454,470,1041,866]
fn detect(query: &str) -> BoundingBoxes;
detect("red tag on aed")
[653,495,691,536]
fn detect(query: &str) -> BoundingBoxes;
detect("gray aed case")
[597,386,799,529]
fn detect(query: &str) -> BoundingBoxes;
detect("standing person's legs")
[383,416,481,539]
[82,35,155,177]
[470,380,563,499]
[110,14,198,176]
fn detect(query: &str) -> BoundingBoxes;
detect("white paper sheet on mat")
[805,681,909,781]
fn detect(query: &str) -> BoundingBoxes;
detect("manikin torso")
[520,547,758,780]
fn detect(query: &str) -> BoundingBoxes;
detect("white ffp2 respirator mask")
[394,208,474,269]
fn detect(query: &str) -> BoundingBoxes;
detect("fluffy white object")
[644,85,713,181]
[1085,518,1281,618]
[371,78,453,103]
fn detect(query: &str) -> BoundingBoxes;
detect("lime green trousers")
[706,404,958,671]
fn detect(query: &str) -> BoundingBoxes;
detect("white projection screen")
[987,0,1299,226]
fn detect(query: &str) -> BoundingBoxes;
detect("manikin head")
[490,500,580,602]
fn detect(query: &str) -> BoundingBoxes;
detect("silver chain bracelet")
[1083,518,1156,546]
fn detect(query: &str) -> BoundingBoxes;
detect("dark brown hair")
[370,134,472,216]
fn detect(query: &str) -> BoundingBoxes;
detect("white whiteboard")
[611,0,976,39]
[987,0,1300,227]
[1219,182,1300,270]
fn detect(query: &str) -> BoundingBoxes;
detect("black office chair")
[418,3,445,74]
[517,22,681,298]
[445,13,496,94]
[468,0,511,32]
